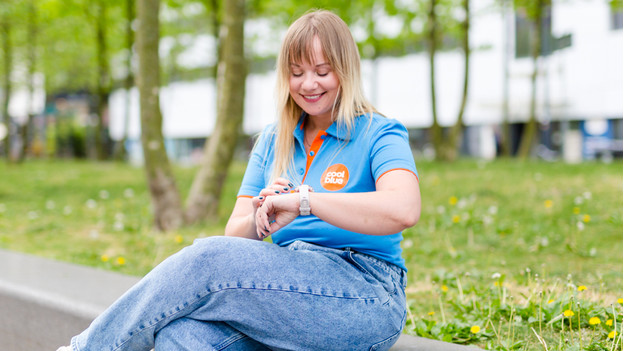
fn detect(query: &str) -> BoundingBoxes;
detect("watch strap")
[299,185,311,216]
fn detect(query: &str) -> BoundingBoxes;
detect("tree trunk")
[114,0,135,160]
[1,15,12,161]
[19,0,37,162]
[206,0,221,79]
[136,0,184,231]
[427,0,443,160]
[500,0,512,157]
[517,0,543,159]
[446,0,471,161]
[185,0,246,223]
[94,0,110,160]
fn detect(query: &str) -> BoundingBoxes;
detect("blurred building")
[108,0,622,164]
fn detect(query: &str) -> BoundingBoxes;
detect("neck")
[305,114,333,132]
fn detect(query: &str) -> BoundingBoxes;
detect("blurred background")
[0,0,621,166]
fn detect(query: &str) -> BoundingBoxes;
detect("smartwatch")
[299,185,311,216]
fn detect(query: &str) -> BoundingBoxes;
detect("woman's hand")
[251,178,294,239]
[255,192,300,239]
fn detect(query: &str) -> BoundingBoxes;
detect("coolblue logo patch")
[321,164,349,191]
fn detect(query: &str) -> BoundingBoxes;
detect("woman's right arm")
[225,197,259,240]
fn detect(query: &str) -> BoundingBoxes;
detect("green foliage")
[402,159,622,349]
[0,159,621,348]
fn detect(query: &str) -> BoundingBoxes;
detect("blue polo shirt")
[237,113,418,271]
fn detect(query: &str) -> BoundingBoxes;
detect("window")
[611,5,623,30]
[514,5,553,58]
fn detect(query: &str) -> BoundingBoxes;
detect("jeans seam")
[214,331,249,350]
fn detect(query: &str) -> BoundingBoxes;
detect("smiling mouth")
[302,92,325,102]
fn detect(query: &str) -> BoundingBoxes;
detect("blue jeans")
[71,237,407,351]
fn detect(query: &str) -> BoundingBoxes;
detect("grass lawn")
[0,159,621,349]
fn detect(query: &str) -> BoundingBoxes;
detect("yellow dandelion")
[577,285,587,292]
[606,319,613,326]
[428,311,435,316]
[470,325,481,334]
[608,331,618,339]
[449,196,458,206]
[618,298,623,304]
[563,310,574,317]
[101,254,109,262]
[547,299,554,304]
[589,317,601,325]
[174,235,184,244]
[573,207,581,214]
[494,281,500,287]
[544,200,553,208]
[441,285,449,293]
[452,215,461,223]
[582,214,591,223]
[116,257,126,265]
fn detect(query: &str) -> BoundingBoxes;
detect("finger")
[256,206,271,237]
[251,196,264,208]
[274,178,295,189]
[259,185,286,197]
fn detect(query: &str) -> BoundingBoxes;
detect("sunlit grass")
[0,158,621,349]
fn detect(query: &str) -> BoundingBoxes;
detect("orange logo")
[321,164,349,191]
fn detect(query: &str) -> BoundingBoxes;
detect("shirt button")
[320,135,326,140]
[299,168,304,175]
[309,151,315,156]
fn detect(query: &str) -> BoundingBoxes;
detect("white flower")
[124,188,135,198]
[113,221,124,231]
[89,230,99,239]
[99,190,109,200]
[63,206,73,215]
[28,211,39,220]
[482,215,493,226]
[583,191,592,200]
[402,239,414,249]
[436,205,446,214]
[45,200,56,210]
[86,199,97,209]
[577,221,585,231]
[0,203,6,213]
[574,196,583,205]
[491,272,501,279]
[488,205,498,215]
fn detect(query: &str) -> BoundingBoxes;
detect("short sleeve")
[237,125,275,197]
[369,118,418,182]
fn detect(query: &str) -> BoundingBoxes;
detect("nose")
[301,73,318,91]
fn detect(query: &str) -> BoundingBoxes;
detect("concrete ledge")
[0,249,476,350]
[0,249,139,350]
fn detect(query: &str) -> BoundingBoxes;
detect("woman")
[59,9,420,351]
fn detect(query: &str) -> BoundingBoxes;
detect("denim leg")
[72,236,406,351]
[154,318,270,351]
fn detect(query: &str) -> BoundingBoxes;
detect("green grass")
[0,159,621,350]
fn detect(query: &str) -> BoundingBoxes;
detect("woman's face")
[289,37,340,124]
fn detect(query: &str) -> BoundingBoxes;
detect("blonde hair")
[271,10,377,182]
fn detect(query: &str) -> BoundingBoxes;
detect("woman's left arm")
[255,169,420,237]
